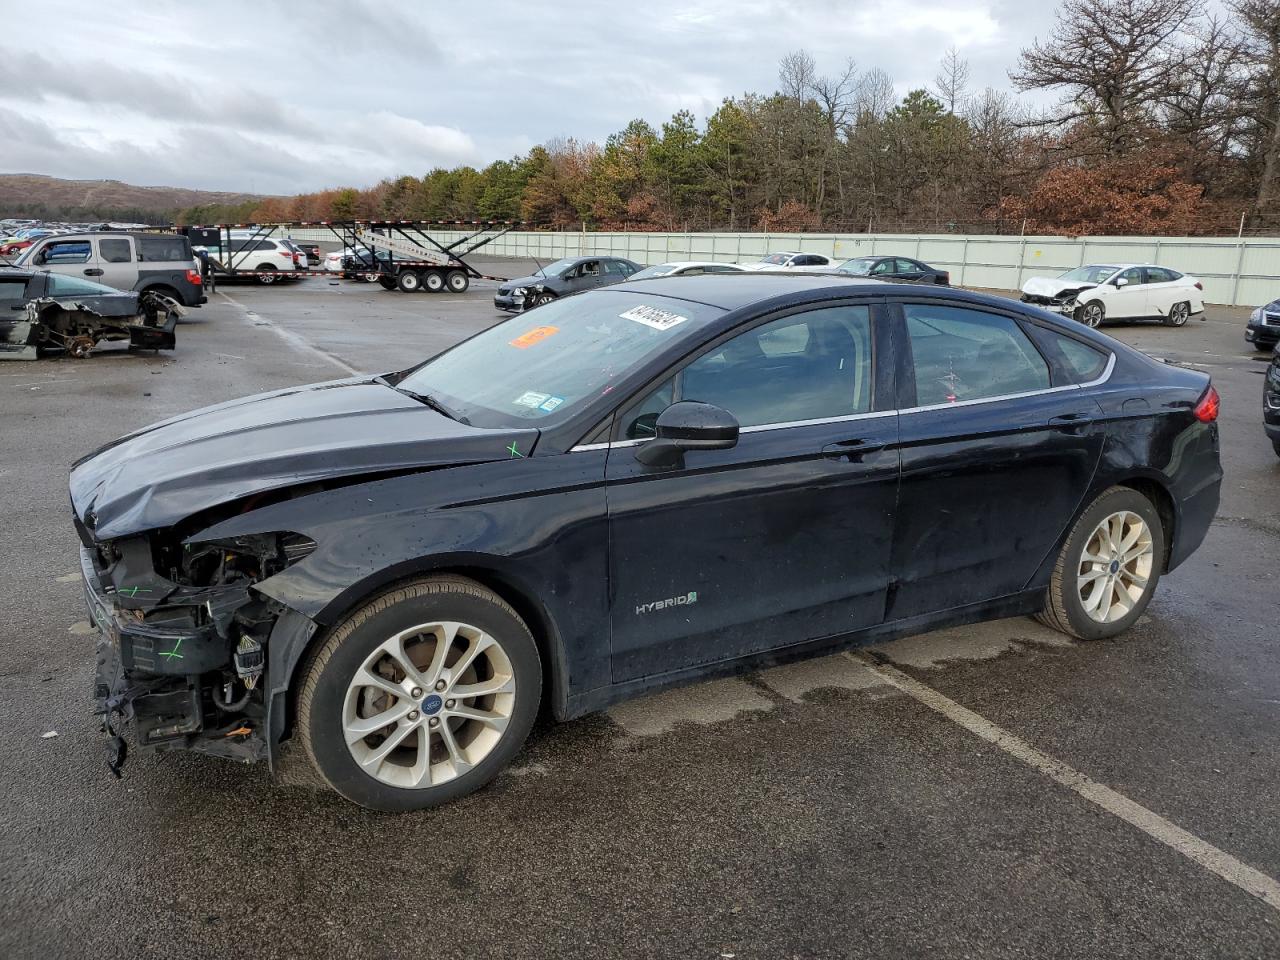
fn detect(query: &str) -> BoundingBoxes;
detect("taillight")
[292,252,300,264]
[1194,281,1203,291]
[1193,385,1219,423]
[939,271,950,285]
[185,268,202,285]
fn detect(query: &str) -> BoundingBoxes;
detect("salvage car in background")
[629,261,745,280]
[0,269,181,359]
[493,256,641,311]
[1265,347,1280,457]
[15,231,206,307]
[71,274,1221,811]
[740,251,832,271]
[836,256,950,284]
[1021,264,1204,328]
[1245,298,1280,351]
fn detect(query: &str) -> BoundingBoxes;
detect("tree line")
[179,0,1280,237]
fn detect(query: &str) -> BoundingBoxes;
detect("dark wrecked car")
[493,256,641,311]
[71,275,1222,811]
[1,269,182,360]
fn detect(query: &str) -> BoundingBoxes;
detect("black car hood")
[70,377,539,539]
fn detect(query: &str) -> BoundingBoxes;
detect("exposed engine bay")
[0,289,182,360]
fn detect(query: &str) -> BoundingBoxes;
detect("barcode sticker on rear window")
[620,304,688,331]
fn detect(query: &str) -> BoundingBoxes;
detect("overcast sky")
[0,0,1222,196]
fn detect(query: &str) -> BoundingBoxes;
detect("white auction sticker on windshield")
[620,304,689,331]
[514,391,550,408]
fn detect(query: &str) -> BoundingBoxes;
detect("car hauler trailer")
[177,220,518,290]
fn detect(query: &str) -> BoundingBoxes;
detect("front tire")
[532,292,555,307]
[1077,301,1105,328]
[1164,301,1191,326]
[1036,487,1165,640]
[297,575,541,811]
[256,265,278,285]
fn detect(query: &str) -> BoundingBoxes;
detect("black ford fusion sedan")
[71,275,1222,811]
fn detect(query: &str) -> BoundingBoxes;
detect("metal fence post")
[960,236,969,286]
[1231,238,1247,306]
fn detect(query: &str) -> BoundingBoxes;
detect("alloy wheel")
[342,621,516,788]
[1170,302,1190,326]
[1076,510,1154,624]
[1081,303,1103,328]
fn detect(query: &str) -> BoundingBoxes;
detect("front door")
[888,299,1105,619]
[605,301,900,681]
[1107,266,1149,318]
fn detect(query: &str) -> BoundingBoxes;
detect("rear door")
[94,236,135,290]
[605,300,899,680]
[888,298,1105,620]
[1143,267,1181,317]
[895,259,926,281]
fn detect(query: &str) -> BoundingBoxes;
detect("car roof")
[655,260,739,269]
[612,272,894,310]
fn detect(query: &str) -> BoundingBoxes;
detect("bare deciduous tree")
[934,46,971,114]
[1010,0,1199,156]
[1232,0,1280,212]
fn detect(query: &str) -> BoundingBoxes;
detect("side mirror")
[635,401,739,467]
[1114,276,1129,287]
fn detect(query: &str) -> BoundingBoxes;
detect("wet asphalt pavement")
[1,261,1277,959]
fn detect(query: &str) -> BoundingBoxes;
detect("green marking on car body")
[160,638,184,660]
[507,441,523,458]
[118,586,152,598]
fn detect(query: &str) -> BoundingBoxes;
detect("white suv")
[225,236,302,284]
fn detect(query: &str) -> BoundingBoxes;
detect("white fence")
[292,228,1280,307]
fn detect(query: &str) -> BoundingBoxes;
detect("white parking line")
[851,653,1280,914]
[219,291,360,375]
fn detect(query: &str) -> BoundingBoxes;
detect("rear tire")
[256,265,278,285]
[446,270,469,293]
[1036,487,1165,641]
[297,575,542,812]
[1164,301,1191,326]
[423,270,445,293]
[397,270,423,293]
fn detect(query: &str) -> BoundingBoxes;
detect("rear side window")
[1144,267,1179,284]
[99,238,132,263]
[905,304,1050,405]
[1029,326,1111,383]
[139,235,191,262]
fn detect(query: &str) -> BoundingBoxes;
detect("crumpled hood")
[70,377,538,539]
[1021,276,1096,298]
[503,273,557,288]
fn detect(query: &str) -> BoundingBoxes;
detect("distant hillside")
[0,174,270,224]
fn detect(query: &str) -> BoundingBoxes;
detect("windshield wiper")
[389,384,470,425]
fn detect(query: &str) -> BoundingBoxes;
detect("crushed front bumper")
[82,546,266,767]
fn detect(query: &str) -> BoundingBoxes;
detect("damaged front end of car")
[1020,285,1091,316]
[79,508,317,773]
[0,290,182,360]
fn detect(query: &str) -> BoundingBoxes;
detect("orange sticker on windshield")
[509,325,559,349]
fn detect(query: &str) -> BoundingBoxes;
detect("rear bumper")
[1168,463,1222,572]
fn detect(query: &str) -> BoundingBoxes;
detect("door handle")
[822,438,887,462]
[1048,413,1095,432]
[83,268,104,277]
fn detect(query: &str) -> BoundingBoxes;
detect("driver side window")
[618,305,874,437]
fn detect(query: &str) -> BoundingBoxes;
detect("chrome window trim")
[568,350,1115,451]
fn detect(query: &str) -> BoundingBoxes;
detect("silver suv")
[15,232,206,306]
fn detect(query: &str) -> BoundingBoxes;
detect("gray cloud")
[0,0,1227,194]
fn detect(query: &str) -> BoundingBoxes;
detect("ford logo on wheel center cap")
[422,694,444,715]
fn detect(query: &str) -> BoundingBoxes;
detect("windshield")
[533,258,576,278]
[1060,265,1120,283]
[837,257,877,276]
[758,254,791,265]
[629,264,678,280]
[398,290,723,428]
